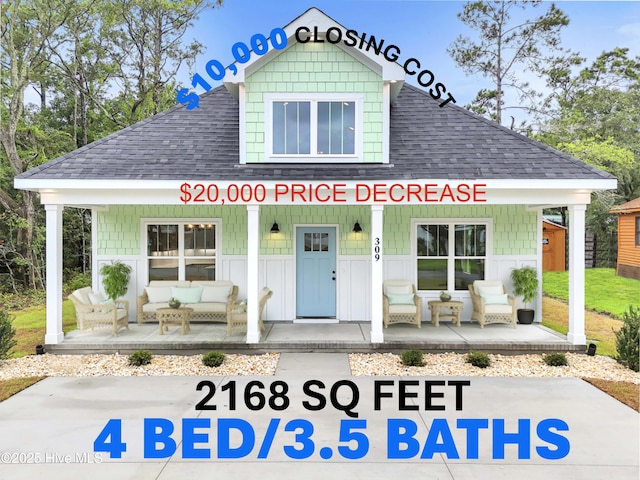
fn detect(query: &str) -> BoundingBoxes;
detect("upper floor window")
[265,93,362,162]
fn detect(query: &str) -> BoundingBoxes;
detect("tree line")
[1,0,638,294]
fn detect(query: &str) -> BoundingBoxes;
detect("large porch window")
[146,222,218,281]
[415,221,488,291]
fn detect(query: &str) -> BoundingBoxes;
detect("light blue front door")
[296,227,336,318]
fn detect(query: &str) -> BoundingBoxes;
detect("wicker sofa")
[136,280,238,324]
[69,287,129,336]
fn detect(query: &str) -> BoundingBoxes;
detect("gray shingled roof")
[18,84,612,181]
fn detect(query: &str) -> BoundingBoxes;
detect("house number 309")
[373,238,381,261]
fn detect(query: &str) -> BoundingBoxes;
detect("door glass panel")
[304,233,312,252]
[320,233,329,251]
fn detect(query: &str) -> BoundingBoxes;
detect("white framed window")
[413,219,492,292]
[143,220,220,282]
[265,93,363,162]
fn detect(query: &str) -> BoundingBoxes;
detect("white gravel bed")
[1,352,638,384]
[0,352,279,379]
[349,352,640,384]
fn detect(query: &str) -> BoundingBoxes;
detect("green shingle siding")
[98,205,535,257]
[245,41,383,163]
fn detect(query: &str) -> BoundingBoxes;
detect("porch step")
[45,340,585,355]
[44,323,586,355]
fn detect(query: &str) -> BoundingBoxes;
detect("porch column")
[246,205,260,343]
[370,205,384,343]
[45,204,64,344]
[568,204,587,345]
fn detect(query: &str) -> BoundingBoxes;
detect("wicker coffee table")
[427,300,463,327]
[157,307,193,335]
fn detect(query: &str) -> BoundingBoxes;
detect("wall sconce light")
[353,221,362,233]
[270,222,280,234]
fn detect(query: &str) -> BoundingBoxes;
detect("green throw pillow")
[171,286,203,304]
[480,293,509,305]
[386,293,415,305]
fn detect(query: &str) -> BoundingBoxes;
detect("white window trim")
[141,218,222,282]
[411,218,493,292]
[264,92,364,163]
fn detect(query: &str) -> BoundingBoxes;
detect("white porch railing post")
[568,204,587,345]
[246,205,260,343]
[45,204,64,344]
[370,205,384,343]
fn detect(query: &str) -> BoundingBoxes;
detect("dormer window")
[265,93,363,162]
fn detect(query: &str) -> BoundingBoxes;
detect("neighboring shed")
[609,198,640,280]
[542,219,566,272]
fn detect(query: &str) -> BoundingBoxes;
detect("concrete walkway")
[0,353,637,479]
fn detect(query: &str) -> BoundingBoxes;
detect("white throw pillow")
[385,284,412,295]
[200,285,232,303]
[89,292,106,304]
[145,286,173,303]
[476,284,503,296]
[74,288,92,305]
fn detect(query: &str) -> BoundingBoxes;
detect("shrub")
[615,305,639,372]
[543,352,568,366]
[0,290,46,311]
[63,270,91,294]
[466,351,491,368]
[400,349,425,367]
[0,310,17,359]
[202,350,225,367]
[128,349,153,366]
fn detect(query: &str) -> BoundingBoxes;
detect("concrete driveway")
[0,353,638,479]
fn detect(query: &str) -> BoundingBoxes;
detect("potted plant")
[100,261,132,301]
[510,265,538,324]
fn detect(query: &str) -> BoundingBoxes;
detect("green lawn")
[9,300,77,358]
[543,268,640,319]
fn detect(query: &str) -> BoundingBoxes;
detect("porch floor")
[47,321,584,355]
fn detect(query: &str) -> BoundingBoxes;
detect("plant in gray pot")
[510,266,538,324]
[100,261,132,301]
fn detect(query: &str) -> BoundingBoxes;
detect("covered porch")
[40,197,593,349]
[46,321,582,355]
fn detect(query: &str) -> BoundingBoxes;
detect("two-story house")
[15,8,616,347]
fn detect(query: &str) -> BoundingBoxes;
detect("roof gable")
[224,7,405,100]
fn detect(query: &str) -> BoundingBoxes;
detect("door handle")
[332,270,336,281]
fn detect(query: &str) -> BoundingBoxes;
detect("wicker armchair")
[227,287,273,334]
[382,280,421,328]
[68,287,129,336]
[468,280,517,328]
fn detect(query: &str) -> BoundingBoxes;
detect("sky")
[179,0,640,126]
